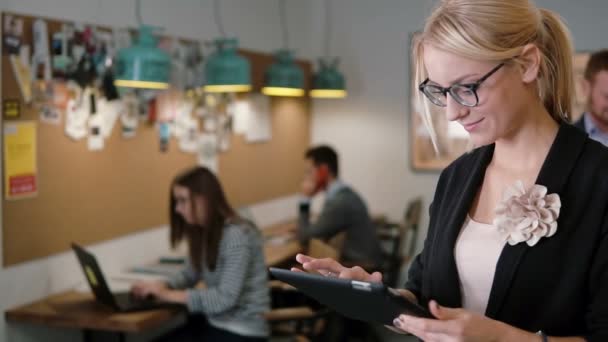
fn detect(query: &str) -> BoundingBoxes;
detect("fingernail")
[393,318,400,327]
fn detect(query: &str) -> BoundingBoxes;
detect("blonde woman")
[293,0,608,341]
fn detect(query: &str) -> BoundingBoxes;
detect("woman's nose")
[445,94,468,122]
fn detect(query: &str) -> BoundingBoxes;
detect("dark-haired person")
[132,167,269,342]
[573,49,608,146]
[298,145,382,268]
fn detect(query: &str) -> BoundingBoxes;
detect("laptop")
[72,243,184,312]
[269,267,434,325]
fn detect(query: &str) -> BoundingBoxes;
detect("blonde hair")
[413,0,574,147]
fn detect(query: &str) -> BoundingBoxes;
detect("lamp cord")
[213,0,227,37]
[135,0,143,26]
[279,0,289,49]
[324,0,332,59]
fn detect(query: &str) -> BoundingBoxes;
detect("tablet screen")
[269,268,434,325]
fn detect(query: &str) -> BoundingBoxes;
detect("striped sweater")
[167,223,270,337]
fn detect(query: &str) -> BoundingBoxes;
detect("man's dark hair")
[584,50,608,82]
[305,145,339,176]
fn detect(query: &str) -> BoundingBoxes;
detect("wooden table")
[5,291,182,342]
[5,220,304,342]
[263,219,302,267]
[264,240,302,267]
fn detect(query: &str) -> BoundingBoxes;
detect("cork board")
[1,12,311,266]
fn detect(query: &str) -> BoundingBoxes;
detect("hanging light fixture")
[262,0,305,97]
[114,0,171,90]
[310,0,347,98]
[204,0,251,93]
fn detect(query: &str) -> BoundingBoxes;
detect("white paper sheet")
[245,94,271,143]
[97,98,121,138]
[231,99,251,134]
[197,133,218,172]
[39,105,61,125]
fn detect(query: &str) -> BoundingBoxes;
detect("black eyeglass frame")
[418,62,506,107]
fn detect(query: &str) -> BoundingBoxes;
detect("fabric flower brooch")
[493,181,561,247]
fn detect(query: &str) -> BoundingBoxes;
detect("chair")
[377,197,423,288]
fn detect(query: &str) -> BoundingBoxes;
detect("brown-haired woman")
[132,167,269,342]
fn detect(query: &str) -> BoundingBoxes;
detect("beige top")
[454,215,506,315]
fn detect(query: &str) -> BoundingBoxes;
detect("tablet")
[269,267,434,325]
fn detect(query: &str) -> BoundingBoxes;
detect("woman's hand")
[131,280,188,304]
[392,300,510,342]
[291,253,383,283]
[131,280,168,299]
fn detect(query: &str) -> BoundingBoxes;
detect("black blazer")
[406,123,608,341]
[573,115,586,131]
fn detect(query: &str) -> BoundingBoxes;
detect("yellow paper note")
[4,121,37,199]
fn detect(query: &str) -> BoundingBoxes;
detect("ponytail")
[537,8,574,122]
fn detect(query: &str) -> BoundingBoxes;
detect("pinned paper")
[159,122,171,152]
[39,105,61,125]
[3,99,20,119]
[10,46,33,103]
[231,99,250,134]
[245,94,271,143]
[87,92,104,151]
[3,15,23,55]
[87,125,104,151]
[30,19,52,81]
[203,115,218,132]
[121,94,138,138]
[65,98,88,140]
[178,120,199,154]
[217,114,232,152]
[4,121,37,199]
[198,133,218,172]
[97,98,120,138]
[65,86,92,141]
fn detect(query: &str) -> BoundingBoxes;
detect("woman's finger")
[303,257,344,274]
[295,253,315,264]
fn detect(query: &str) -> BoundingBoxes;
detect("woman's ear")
[519,44,542,84]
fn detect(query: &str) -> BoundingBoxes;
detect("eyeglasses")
[418,62,505,107]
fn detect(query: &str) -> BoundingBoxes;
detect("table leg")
[82,329,126,342]
[82,329,93,342]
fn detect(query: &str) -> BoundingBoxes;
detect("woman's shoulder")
[574,136,608,189]
[222,220,261,246]
[580,136,608,168]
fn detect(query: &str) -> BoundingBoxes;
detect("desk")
[264,240,302,267]
[5,220,303,342]
[5,291,182,342]
[263,219,301,267]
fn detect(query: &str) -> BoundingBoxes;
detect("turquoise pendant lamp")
[204,38,251,93]
[310,57,346,98]
[262,0,305,97]
[310,0,347,98]
[262,49,304,97]
[114,0,171,90]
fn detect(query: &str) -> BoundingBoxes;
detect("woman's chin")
[469,133,496,148]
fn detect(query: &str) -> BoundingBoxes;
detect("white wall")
[0,1,311,341]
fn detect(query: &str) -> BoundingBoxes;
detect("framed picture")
[409,32,470,172]
[572,51,590,123]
